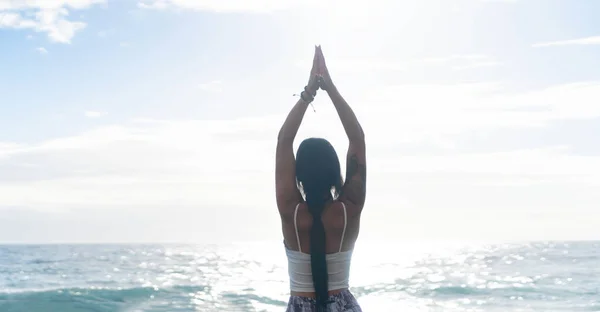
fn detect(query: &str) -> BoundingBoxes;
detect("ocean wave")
[0,285,209,312]
[1,242,598,311]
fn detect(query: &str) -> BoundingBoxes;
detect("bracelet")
[304,85,317,98]
[293,86,317,111]
[300,90,314,103]
[300,85,317,103]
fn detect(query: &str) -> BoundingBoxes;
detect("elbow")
[349,136,365,146]
[348,135,364,144]
[277,129,295,144]
[348,135,365,149]
[348,127,365,143]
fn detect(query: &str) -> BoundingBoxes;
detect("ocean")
[0,241,598,312]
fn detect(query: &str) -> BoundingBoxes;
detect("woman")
[276,46,366,312]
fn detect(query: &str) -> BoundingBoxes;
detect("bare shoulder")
[280,201,303,223]
[339,199,362,219]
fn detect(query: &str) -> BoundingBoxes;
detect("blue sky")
[1,0,600,243]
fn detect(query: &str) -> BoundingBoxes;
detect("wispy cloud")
[97,28,116,38]
[420,54,490,63]
[422,54,503,71]
[2,81,600,209]
[137,0,516,14]
[532,36,600,47]
[138,0,170,10]
[137,0,310,13]
[2,79,600,241]
[296,54,502,74]
[479,0,519,2]
[198,80,223,92]
[0,0,105,43]
[451,61,502,71]
[0,0,105,10]
[36,47,48,54]
[84,111,108,118]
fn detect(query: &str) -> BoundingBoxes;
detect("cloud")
[420,54,503,71]
[0,0,105,43]
[36,47,48,54]
[358,81,600,126]
[420,54,490,63]
[97,28,116,38]
[532,36,600,47]
[451,61,502,70]
[0,0,105,10]
[198,80,223,92]
[137,0,517,13]
[295,54,502,75]
[137,0,309,13]
[2,81,600,241]
[84,111,108,118]
[138,0,170,10]
[136,0,517,14]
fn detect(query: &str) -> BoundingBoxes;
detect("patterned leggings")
[285,290,362,312]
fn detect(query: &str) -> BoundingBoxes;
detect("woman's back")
[285,200,355,298]
[284,201,358,254]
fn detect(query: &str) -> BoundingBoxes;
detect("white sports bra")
[285,202,353,292]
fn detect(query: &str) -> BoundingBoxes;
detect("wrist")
[305,83,318,96]
[325,83,338,95]
[300,90,314,103]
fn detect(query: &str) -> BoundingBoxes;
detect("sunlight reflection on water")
[0,241,598,311]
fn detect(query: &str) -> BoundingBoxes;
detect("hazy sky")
[1,0,599,243]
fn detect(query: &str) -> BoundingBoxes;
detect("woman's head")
[295,137,342,205]
[295,137,342,311]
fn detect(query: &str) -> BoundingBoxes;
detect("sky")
[1,0,600,244]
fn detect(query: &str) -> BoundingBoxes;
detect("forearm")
[277,98,310,142]
[327,85,364,141]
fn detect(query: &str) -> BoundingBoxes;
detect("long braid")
[305,190,329,311]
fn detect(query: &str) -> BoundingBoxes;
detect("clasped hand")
[306,46,333,98]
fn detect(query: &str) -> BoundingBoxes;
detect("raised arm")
[318,47,366,211]
[275,98,310,214]
[275,48,320,217]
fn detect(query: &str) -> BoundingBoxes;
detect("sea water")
[0,241,598,311]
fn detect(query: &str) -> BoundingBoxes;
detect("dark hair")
[295,137,343,312]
